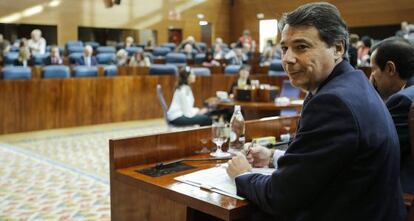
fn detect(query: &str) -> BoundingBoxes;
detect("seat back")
[68,52,83,65]
[409,103,414,160]
[126,47,143,57]
[192,67,211,76]
[65,41,83,51]
[165,52,187,66]
[156,84,171,126]
[152,47,171,57]
[67,45,84,54]
[96,46,116,54]
[32,53,49,65]
[196,42,207,52]
[280,80,301,116]
[194,53,206,64]
[3,52,19,65]
[149,64,177,75]
[96,53,115,64]
[73,66,98,77]
[2,66,32,80]
[42,65,70,78]
[268,59,286,76]
[103,65,118,76]
[161,43,176,51]
[224,65,241,75]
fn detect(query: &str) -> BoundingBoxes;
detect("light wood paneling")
[230,0,414,43]
[0,75,287,134]
[0,0,230,45]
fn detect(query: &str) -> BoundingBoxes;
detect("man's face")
[369,50,395,99]
[280,25,341,91]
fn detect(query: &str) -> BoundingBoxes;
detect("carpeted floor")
[0,119,173,221]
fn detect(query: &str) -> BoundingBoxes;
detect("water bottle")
[229,105,245,153]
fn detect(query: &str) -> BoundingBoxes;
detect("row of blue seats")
[1,65,118,80]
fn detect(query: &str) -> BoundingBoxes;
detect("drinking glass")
[210,121,231,157]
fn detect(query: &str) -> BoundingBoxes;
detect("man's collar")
[313,60,353,95]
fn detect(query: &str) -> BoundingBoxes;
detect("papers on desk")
[290,99,304,105]
[174,165,275,200]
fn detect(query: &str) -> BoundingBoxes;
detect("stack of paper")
[174,165,275,200]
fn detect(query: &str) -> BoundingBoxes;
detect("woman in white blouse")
[167,67,212,126]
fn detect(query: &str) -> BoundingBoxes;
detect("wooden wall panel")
[0,0,230,46]
[0,75,287,134]
[230,0,414,43]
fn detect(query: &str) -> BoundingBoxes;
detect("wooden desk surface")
[116,154,249,221]
[218,100,303,111]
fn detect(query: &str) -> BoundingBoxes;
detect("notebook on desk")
[174,164,275,200]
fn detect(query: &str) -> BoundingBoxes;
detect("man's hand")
[226,153,252,179]
[245,143,272,168]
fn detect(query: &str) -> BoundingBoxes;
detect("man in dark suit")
[76,45,97,66]
[44,46,63,65]
[226,2,406,220]
[370,37,414,194]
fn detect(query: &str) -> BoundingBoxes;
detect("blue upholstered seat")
[73,66,98,77]
[85,41,100,50]
[165,53,187,66]
[96,46,116,54]
[152,47,171,57]
[149,64,178,75]
[268,59,286,76]
[280,80,301,116]
[42,65,70,78]
[161,43,176,51]
[3,52,19,65]
[67,45,84,54]
[68,52,83,65]
[224,65,241,75]
[126,47,143,57]
[196,42,207,52]
[65,41,83,49]
[192,67,211,76]
[9,45,19,52]
[194,53,206,64]
[96,53,115,64]
[46,45,64,56]
[2,66,31,80]
[103,65,118,76]
[32,53,49,65]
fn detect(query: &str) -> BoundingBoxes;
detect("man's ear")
[333,40,345,60]
[385,61,397,76]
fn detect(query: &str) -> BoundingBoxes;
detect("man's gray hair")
[278,2,349,59]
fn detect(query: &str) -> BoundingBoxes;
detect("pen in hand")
[246,140,256,156]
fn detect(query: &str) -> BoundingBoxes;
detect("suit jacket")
[75,56,97,66]
[44,56,63,65]
[386,81,414,194]
[235,61,406,221]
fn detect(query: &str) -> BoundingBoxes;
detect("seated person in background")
[182,43,194,60]
[229,47,247,65]
[76,45,97,66]
[16,38,32,67]
[260,46,276,66]
[239,29,256,53]
[129,51,151,67]
[175,36,201,53]
[357,35,371,66]
[28,29,46,54]
[348,33,359,68]
[167,67,212,126]
[212,37,225,51]
[228,64,251,95]
[213,44,225,60]
[0,34,10,64]
[44,46,63,65]
[116,49,129,66]
[226,2,405,220]
[202,49,220,67]
[369,36,414,194]
[124,36,134,49]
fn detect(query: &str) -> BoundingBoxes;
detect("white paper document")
[174,165,275,200]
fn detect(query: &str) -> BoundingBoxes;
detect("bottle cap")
[234,105,241,112]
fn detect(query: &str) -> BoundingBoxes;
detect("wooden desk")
[217,100,302,120]
[110,116,300,221]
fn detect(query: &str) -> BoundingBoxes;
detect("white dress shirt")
[167,85,199,121]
